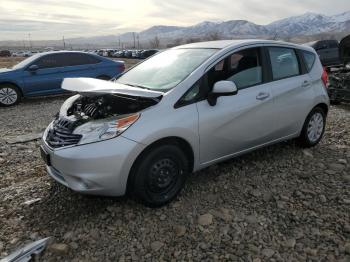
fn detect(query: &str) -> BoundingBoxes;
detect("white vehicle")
[41,40,329,206]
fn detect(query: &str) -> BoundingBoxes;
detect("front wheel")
[130,144,189,207]
[0,85,21,107]
[297,107,326,148]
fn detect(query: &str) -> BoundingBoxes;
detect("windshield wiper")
[123,83,151,90]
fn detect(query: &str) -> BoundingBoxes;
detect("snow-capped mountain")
[266,11,350,36]
[1,11,349,48]
[115,11,350,42]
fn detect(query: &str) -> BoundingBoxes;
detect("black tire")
[96,75,111,81]
[297,107,326,148]
[0,84,21,107]
[130,144,189,207]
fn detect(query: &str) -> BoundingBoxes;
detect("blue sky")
[0,0,349,40]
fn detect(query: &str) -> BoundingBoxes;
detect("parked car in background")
[0,50,11,57]
[140,49,159,59]
[41,40,329,206]
[305,39,342,66]
[0,51,125,106]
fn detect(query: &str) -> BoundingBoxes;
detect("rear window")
[302,51,316,72]
[268,47,300,80]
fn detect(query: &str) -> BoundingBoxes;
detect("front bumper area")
[42,136,145,196]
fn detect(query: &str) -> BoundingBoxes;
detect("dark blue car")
[0,51,125,106]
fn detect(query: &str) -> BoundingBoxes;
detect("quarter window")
[302,51,316,72]
[268,47,300,80]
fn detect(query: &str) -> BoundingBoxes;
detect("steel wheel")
[0,86,19,106]
[148,158,179,194]
[307,112,324,143]
[130,144,189,207]
[297,107,327,148]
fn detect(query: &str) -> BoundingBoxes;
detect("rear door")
[266,46,313,137]
[196,47,277,164]
[59,53,102,78]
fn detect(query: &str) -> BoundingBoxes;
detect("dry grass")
[0,57,24,68]
[0,57,141,70]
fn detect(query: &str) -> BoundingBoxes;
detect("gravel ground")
[0,97,350,261]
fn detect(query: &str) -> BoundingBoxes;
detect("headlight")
[73,113,140,145]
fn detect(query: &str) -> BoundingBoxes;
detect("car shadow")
[21,94,71,105]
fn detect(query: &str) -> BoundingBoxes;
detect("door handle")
[256,92,270,101]
[302,81,311,88]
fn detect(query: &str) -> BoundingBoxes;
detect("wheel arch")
[0,81,23,97]
[314,103,329,115]
[126,136,195,193]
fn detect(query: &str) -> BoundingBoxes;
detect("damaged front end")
[44,78,162,149]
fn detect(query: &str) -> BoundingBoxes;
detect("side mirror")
[207,81,238,106]
[28,65,39,72]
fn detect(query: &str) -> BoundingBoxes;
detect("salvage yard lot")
[0,65,350,260]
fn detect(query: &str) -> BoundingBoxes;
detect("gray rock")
[150,241,164,252]
[262,248,275,258]
[198,213,213,226]
[302,149,313,158]
[49,243,69,255]
[344,243,350,254]
[284,238,296,248]
[174,225,186,237]
[5,133,42,144]
[329,163,345,171]
[320,195,327,203]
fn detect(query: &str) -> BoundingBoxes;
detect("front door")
[22,53,69,96]
[197,47,276,165]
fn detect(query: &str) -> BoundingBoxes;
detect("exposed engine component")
[45,94,160,148]
[67,94,156,120]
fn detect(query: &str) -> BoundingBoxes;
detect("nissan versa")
[41,40,329,206]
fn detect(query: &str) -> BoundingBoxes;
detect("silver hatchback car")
[41,40,329,206]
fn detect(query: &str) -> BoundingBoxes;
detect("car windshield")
[12,53,41,69]
[116,48,217,92]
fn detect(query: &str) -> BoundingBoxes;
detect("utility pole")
[62,36,66,50]
[28,33,32,49]
[133,32,136,49]
[137,34,140,49]
[118,37,121,48]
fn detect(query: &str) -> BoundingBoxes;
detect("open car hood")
[62,78,163,98]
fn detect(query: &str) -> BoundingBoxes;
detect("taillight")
[321,67,328,87]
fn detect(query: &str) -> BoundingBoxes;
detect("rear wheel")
[297,107,326,148]
[0,84,21,107]
[130,144,189,207]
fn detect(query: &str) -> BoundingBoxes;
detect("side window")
[268,47,300,80]
[302,51,316,72]
[36,54,62,69]
[207,48,262,90]
[36,54,71,69]
[68,54,101,66]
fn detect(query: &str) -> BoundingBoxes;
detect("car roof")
[175,39,313,52]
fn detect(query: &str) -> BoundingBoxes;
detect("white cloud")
[0,0,349,40]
